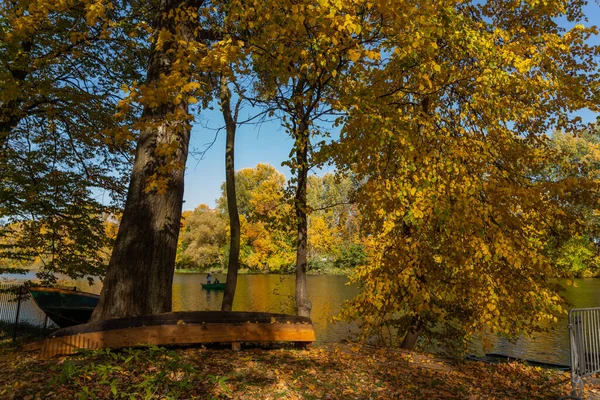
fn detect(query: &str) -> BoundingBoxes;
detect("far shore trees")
[177,165,362,274]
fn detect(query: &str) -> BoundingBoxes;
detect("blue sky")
[181,2,600,211]
[183,108,296,210]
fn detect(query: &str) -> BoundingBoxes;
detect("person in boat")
[206,273,212,284]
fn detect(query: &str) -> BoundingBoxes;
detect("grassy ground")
[0,342,590,399]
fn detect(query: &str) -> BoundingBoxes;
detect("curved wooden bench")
[39,311,315,358]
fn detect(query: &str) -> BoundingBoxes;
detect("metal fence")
[0,283,56,341]
[568,307,600,398]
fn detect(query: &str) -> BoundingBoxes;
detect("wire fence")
[0,283,56,341]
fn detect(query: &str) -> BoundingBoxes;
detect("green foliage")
[52,346,197,399]
[207,375,232,397]
[543,131,600,277]
[176,205,227,270]
[555,236,599,277]
[334,244,367,271]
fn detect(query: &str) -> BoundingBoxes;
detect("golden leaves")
[327,0,600,350]
[85,0,106,25]
[348,50,361,63]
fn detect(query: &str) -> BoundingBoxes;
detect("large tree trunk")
[295,119,312,318]
[400,316,422,350]
[220,75,240,312]
[91,0,191,321]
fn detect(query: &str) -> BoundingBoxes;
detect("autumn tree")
[229,0,383,317]
[217,164,295,272]
[545,129,600,276]
[307,173,363,271]
[330,0,600,350]
[0,0,145,282]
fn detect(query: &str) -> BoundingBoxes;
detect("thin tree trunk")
[400,98,430,349]
[220,74,240,312]
[91,0,191,321]
[295,118,312,318]
[400,316,422,350]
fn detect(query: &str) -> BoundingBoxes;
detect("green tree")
[177,205,227,270]
[545,129,600,277]
[307,173,363,271]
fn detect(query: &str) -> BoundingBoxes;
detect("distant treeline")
[176,164,365,273]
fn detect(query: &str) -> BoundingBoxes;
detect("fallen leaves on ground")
[0,343,587,399]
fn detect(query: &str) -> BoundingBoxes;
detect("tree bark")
[220,75,240,312]
[295,118,312,318]
[91,0,191,321]
[400,316,422,350]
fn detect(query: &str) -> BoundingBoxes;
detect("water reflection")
[171,274,360,343]
[5,270,599,365]
[474,279,600,365]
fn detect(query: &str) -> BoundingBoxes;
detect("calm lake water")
[3,272,600,365]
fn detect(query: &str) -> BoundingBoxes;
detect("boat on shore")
[201,283,226,290]
[28,286,99,328]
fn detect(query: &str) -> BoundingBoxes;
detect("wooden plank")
[52,311,312,338]
[21,340,44,352]
[39,322,315,358]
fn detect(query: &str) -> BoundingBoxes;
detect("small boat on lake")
[201,283,226,290]
[29,286,99,328]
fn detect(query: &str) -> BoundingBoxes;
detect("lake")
[3,272,600,365]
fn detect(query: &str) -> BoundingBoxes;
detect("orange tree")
[217,164,295,272]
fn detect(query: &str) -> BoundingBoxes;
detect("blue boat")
[29,287,99,328]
